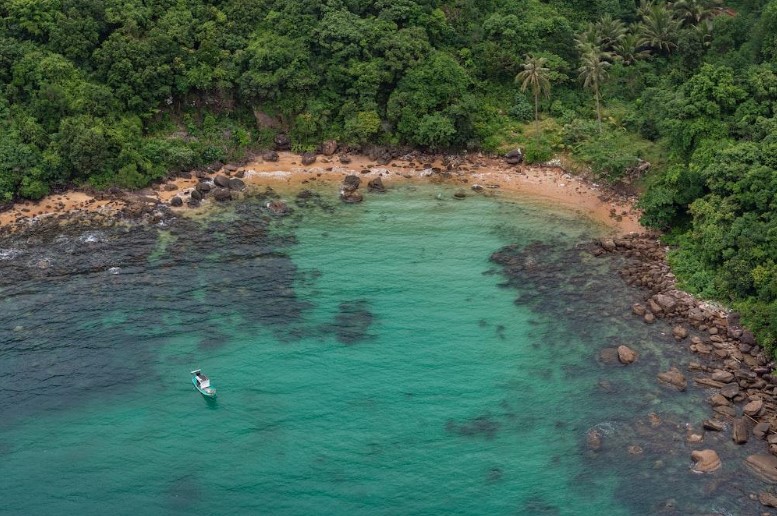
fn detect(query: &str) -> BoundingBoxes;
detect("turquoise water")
[0,186,767,514]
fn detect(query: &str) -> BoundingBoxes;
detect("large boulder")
[274,133,291,150]
[505,149,523,165]
[343,175,361,191]
[262,150,279,162]
[228,178,246,191]
[190,189,202,201]
[744,399,764,417]
[195,182,212,193]
[587,429,603,451]
[213,175,230,188]
[745,454,777,484]
[169,196,183,207]
[340,190,363,204]
[301,152,317,166]
[212,187,232,202]
[266,200,290,216]
[657,367,687,391]
[691,450,721,473]
[321,140,338,156]
[652,293,677,313]
[339,154,352,164]
[368,177,386,193]
[672,325,689,340]
[617,345,638,365]
[710,370,734,383]
[733,418,750,444]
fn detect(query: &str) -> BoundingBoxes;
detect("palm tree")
[671,0,722,27]
[578,48,612,132]
[515,54,551,139]
[575,22,602,53]
[639,3,682,54]
[596,14,628,52]
[614,31,652,65]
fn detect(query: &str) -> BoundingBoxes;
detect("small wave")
[589,421,618,436]
[79,232,105,244]
[243,170,290,178]
[0,248,22,260]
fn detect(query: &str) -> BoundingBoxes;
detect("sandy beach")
[0,152,643,234]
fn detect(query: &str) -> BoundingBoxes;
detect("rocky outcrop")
[658,367,687,391]
[321,140,338,156]
[262,151,279,162]
[746,454,777,484]
[733,418,750,444]
[266,200,290,216]
[691,449,721,473]
[212,187,232,202]
[213,175,230,188]
[367,177,386,193]
[595,233,777,460]
[274,133,291,151]
[617,345,638,365]
[340,175,363,203]
[505,149,523,165]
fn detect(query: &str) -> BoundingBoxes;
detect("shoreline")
[0,151,643,235]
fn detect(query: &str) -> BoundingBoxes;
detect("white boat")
[191,369,216,398]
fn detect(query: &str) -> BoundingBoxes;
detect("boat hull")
[192,377,217,398]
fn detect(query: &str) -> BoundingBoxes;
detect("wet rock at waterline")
[214,175,230,188]
[266,200,290,216]
[226,178,244,191]
[658,367,687,391]
[340,175,363,203]
[691,450,721,473]
[169,196,183,207]
[733,418,750,444]
[617,345,638,364]
[367,177,386,193]
[212,188,232,202]
[746,455,777,484]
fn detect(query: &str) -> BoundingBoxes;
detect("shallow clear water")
[0,186,768,514]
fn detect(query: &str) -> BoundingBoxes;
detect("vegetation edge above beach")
[1,0,776,350]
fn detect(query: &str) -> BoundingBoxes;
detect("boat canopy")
[198,378,210,388]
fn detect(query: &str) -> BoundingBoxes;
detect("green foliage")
[510,94,534,122]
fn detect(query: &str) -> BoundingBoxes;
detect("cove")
[0,185,767,514]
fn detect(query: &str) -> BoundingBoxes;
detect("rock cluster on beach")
[595,234,777,483]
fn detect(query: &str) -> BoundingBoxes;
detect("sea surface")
[0,185,770,515]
